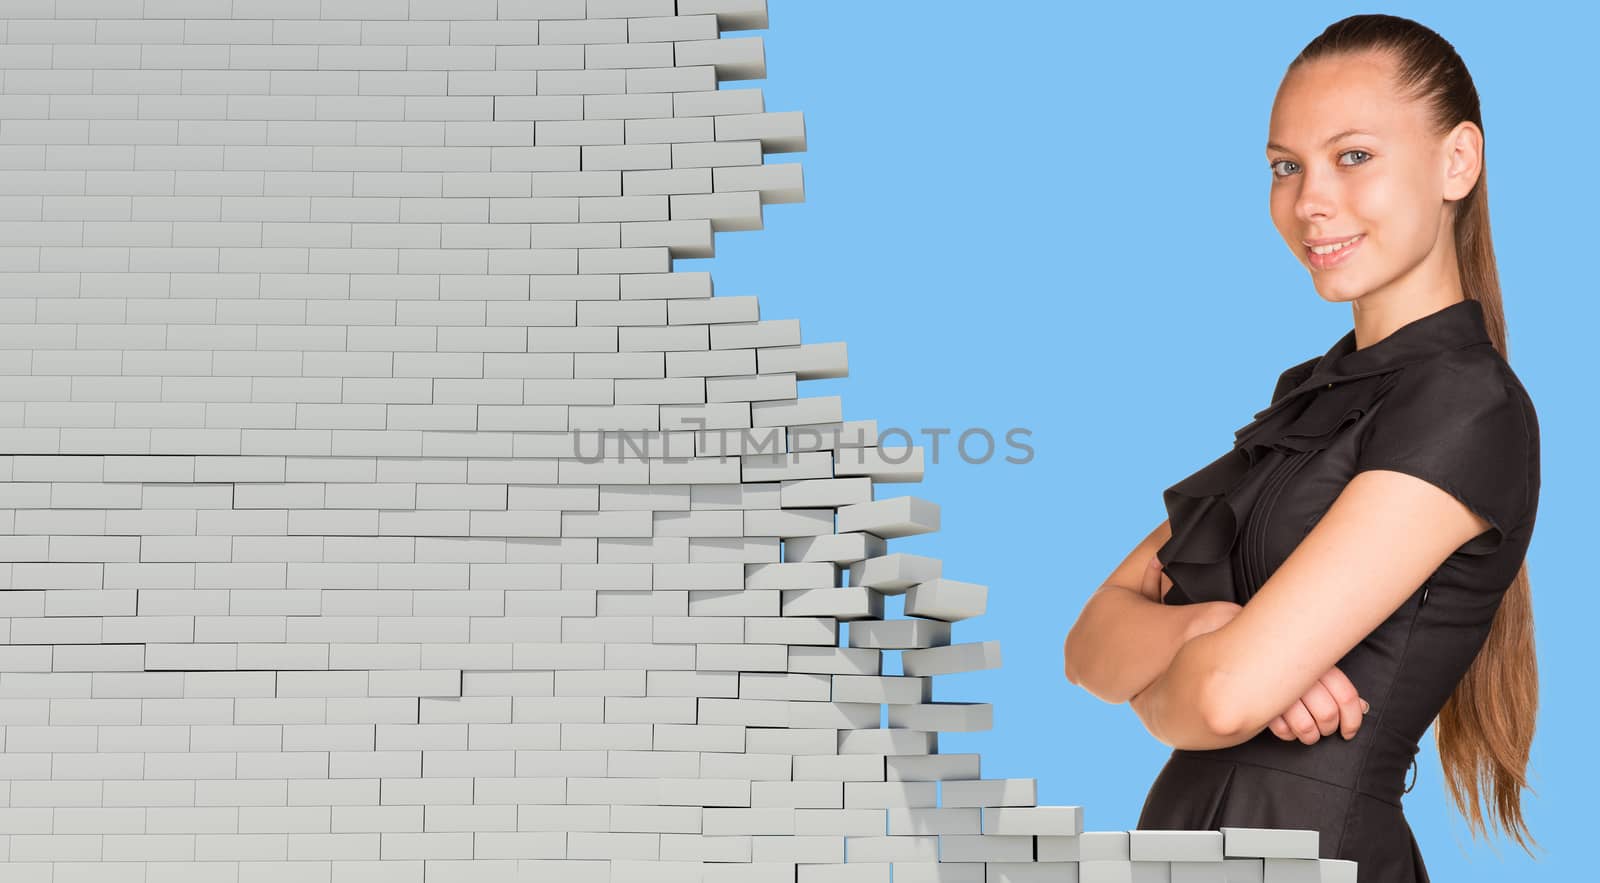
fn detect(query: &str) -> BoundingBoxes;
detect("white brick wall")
[0,1,1356,880]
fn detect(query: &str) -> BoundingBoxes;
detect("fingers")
[1141,555,1162,602]
[1279,699,1323,745]
[1269,667,1372,746]
[1284,685,1359,745]
[1318,668,1369,740]
[1301,680,1343,739]
[1268,714,1296,741]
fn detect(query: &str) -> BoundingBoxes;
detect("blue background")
[682,1,1598,879]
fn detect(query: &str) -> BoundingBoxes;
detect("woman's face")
[1265,50,1476,306]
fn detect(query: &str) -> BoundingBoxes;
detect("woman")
[1061,14,1540,882]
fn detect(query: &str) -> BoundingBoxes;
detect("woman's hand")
[1266,665,1370,744]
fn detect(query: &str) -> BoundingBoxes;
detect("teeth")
[1309,235,1361,255]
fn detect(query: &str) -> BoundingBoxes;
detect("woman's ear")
[1441,120,1483,202]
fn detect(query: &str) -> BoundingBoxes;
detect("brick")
[0,8,1378,883]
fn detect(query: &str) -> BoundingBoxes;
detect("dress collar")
[1279,298,1493,400]
[1230,298,1493,453]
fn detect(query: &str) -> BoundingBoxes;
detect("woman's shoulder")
[1381,344,1537,433]
[1358,344,1540,549]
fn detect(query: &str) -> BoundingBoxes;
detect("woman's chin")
[1307,278,1367,305]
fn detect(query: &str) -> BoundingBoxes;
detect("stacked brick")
[0,1,1356,880]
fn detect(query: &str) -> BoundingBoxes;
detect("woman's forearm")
[1129,629,1237,750]
[1063,585,1213,705]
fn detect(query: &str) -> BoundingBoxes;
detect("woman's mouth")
[1306,233,1364,270]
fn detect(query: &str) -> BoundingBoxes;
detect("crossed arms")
[1063,468,1491,750]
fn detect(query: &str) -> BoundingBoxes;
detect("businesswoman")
[1062,15,1540,882]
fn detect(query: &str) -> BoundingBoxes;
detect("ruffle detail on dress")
[1154,301,1497,606]
[1156,385,1370,606]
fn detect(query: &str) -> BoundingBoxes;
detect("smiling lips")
[1306,233,1365,269]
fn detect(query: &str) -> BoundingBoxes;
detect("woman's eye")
[1269,151,1370,178]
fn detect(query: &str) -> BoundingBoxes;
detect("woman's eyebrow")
[1266,128,1378,153]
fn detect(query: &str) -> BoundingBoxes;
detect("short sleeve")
[1355,354,1534,557]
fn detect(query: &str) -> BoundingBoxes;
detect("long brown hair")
[1288,14,1540,856]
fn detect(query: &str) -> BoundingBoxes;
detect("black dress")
[1135,299,1540,882]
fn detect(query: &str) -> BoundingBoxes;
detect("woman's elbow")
[1198,672,1248,742]
[1063,634,1128,704]
[1061,595,1104,687]
[1062,630,1084,686]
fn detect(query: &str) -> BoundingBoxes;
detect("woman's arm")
[1129,629,1237,749]
[1139,468,1492,747]
[1065,580,1232,705]
[1063,519,1232,704]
